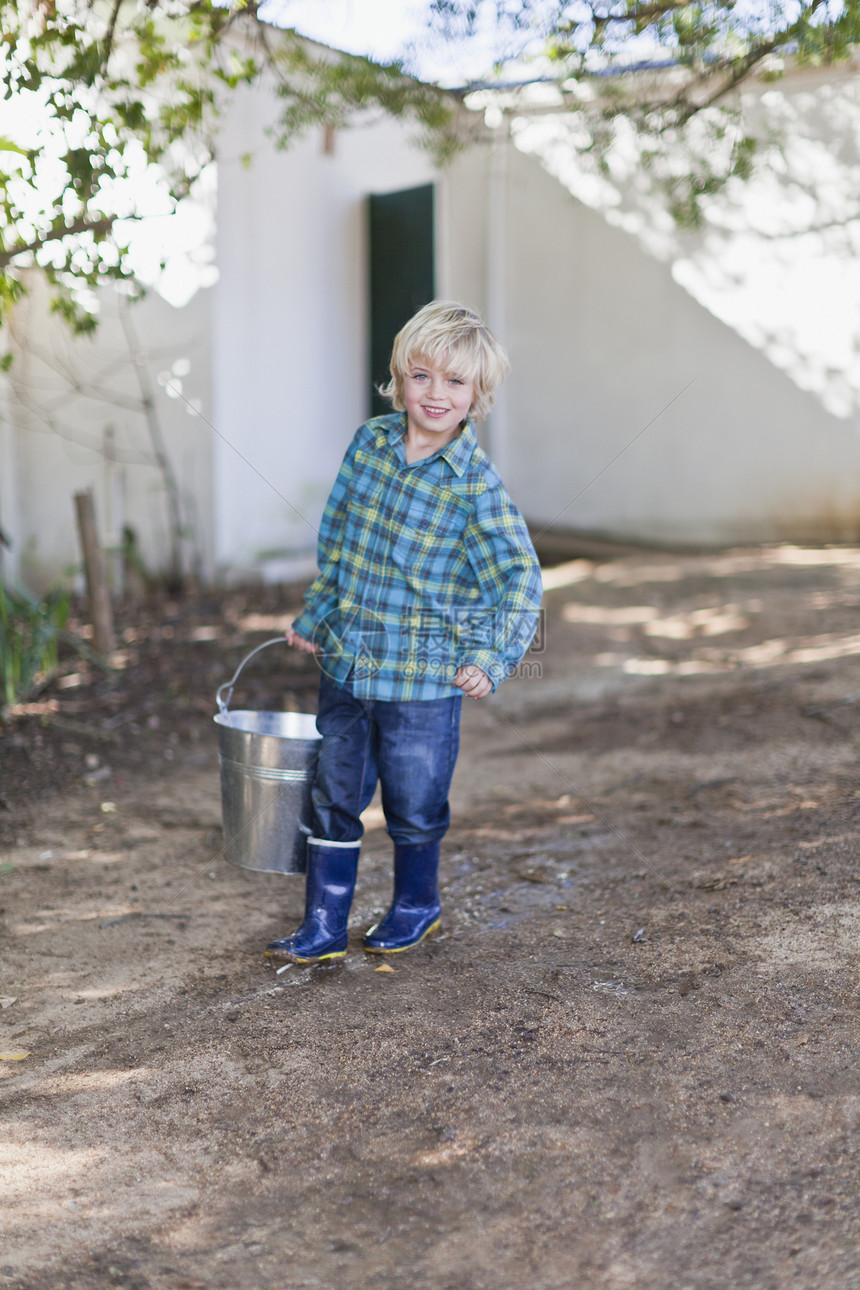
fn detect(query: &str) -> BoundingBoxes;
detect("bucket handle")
[216,637,287,714]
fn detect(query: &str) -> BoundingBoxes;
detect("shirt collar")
[383,414,476,478]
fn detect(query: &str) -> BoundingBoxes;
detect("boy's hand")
[285,626,319,655]
[454,665,493,700]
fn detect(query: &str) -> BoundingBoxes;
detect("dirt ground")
[2,544,860,1290]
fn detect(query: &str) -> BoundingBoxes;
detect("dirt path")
[2,546,860,1290]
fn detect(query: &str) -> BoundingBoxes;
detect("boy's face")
[402,354,475,445]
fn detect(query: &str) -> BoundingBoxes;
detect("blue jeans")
[311,674,462,845]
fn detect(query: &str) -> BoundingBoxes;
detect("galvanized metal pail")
[214,638,320,875]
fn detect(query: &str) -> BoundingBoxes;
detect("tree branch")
[0,216,115,270]
[102,0,125,72]
[627,0,694,18]
[667,42,780,125]
[667,0,830,123]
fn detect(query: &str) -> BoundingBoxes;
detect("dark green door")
[368,184,435,417]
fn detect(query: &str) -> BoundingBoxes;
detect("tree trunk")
[74,489,116,656]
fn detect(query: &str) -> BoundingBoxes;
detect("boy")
[266,301,542,964]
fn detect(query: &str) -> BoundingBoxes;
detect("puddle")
[590,979,635,997]
[261,976,312,991]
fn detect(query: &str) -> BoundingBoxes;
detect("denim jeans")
[311,674,462,845]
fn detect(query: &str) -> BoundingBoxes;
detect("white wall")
[212,85,437,581]
[445,123,860,546]
[0,279,213,591]
[513,59,860,429]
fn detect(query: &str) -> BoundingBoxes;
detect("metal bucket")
[214,639,321,875]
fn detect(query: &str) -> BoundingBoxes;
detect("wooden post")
[74,489,115,656]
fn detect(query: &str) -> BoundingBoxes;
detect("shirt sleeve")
[458,482,543,689]
[291,428,361,644]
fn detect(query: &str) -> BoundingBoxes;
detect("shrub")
[0,581,70,707]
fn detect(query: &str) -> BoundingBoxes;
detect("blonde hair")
[380,300,509,423]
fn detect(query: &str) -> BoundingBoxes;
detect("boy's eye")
[449,378,463,386]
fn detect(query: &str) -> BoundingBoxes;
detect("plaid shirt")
[292,414,542,700]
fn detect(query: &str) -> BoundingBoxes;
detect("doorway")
[368,184,435,417]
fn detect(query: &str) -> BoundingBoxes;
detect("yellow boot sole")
[264,947,347,964]
[363,917,441,954]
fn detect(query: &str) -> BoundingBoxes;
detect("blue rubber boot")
[363,841,442,953]
[266,838,360,963]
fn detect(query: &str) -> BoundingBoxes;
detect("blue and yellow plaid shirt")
[292,414,542,700]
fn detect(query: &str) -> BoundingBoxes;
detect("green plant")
[0,580,70,707]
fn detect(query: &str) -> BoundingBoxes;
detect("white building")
[2,46,859,591]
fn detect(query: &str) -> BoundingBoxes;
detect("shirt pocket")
[345,476,385,536]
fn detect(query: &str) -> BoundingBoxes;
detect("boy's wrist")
[459,651,504,691]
